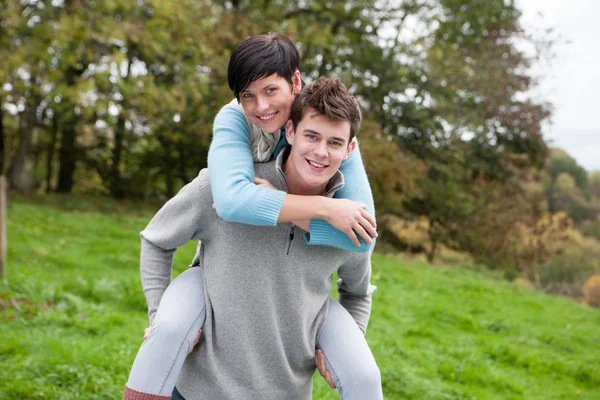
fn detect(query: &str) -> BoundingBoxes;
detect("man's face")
[284,108,356,194]
[239,72,302,134]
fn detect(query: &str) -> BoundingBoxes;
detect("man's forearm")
[338,291,372,335]
[140,237,176,324]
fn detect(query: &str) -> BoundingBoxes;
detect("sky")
[516,0,600,171]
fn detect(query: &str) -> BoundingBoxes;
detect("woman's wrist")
[317,197,334,221]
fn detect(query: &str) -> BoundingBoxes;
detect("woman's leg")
[316,297,383,400]
[124,267,206,400]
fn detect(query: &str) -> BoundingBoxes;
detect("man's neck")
[282,159,327,196]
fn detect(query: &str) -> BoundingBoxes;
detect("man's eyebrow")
[303,129,322,136]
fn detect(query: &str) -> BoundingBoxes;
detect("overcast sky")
[517,0,600,171]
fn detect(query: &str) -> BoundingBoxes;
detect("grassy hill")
[1,199,599,399]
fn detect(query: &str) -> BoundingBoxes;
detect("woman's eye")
[330,141,342,147]
[266,87,277,94]
[241,93,254,99]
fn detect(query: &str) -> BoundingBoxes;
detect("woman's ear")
[292,70,302,95]
[285,120,295,143]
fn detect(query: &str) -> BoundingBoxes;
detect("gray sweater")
[140,150,375,400]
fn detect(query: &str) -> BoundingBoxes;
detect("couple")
[123,34,383,400]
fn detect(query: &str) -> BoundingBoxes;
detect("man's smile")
[306,159,329,170]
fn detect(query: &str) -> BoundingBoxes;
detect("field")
[1,198,599,399]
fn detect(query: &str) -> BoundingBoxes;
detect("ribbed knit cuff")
[306,219,333,245]
[123,386,171,400]
[253,189,287,226]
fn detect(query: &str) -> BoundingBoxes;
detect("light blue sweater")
[208,104,376,252]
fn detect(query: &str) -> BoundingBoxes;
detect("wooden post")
[0,175,6,281]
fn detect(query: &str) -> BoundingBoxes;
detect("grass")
[1,198,599,399]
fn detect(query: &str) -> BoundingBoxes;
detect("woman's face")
[239,71,301,134]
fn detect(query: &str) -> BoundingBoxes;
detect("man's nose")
[313,141,328,157]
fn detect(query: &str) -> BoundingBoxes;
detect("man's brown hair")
[290,77,362,142]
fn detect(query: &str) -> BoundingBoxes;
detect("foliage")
[580,218,600,241]
[1,0,567,283]
[544,149,598,224]
[379,214,430,253]
[547,148,589,193]
[535,227,600,297]
[582,275,600,308]
[2,1,552,198]
[589,170,600,198]
[2,199,600,400]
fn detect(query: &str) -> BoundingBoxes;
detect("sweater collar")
[274,146,345,198]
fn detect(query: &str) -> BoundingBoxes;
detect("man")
[137,77,380,400]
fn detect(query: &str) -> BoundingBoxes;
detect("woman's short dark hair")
[290,77,362,142]
[227,33,300,100]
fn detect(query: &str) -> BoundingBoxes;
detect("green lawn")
[1,200,599,399]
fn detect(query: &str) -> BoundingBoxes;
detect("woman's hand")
[324,198,377,246]
[315,349,336,388]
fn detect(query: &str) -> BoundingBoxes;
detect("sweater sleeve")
[208,106,287,226]
[337,251,377,335]
[305,141,376,252]
[140,171,211,324]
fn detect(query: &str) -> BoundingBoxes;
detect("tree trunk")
[56,66,81,194]
[110,115,125,198]
[0,96,5,174]
[427,221,438,263]
[177,143,190,185]
[7,99,38,191]
[45,116,59,192]
[164,143,174,198]
[0,176,6,281]
[55,119,77,193]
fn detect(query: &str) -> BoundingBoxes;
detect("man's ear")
[343,138,357,160]
[292,70,302,95]
[285,120,295,143]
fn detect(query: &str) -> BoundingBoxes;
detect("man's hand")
[324,198,377,246]
[144,327,202,354]
[315,349,336,389]
[254,177,277,190]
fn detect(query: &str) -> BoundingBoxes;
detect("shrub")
[582,276,600,308]
[580,218,600,241]
[536,229,600,297]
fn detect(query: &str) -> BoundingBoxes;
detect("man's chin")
[303,176,332,189]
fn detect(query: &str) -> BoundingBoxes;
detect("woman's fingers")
[315,350,336,389]
[360,213,378,239]
[344,227,361,247]
[353,223,372,245]
[189,329,203,354]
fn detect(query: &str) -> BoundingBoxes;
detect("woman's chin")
[254,117,285,133]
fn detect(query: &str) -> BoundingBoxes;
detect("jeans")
[126,267,383,400]
[171,387,185,400]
